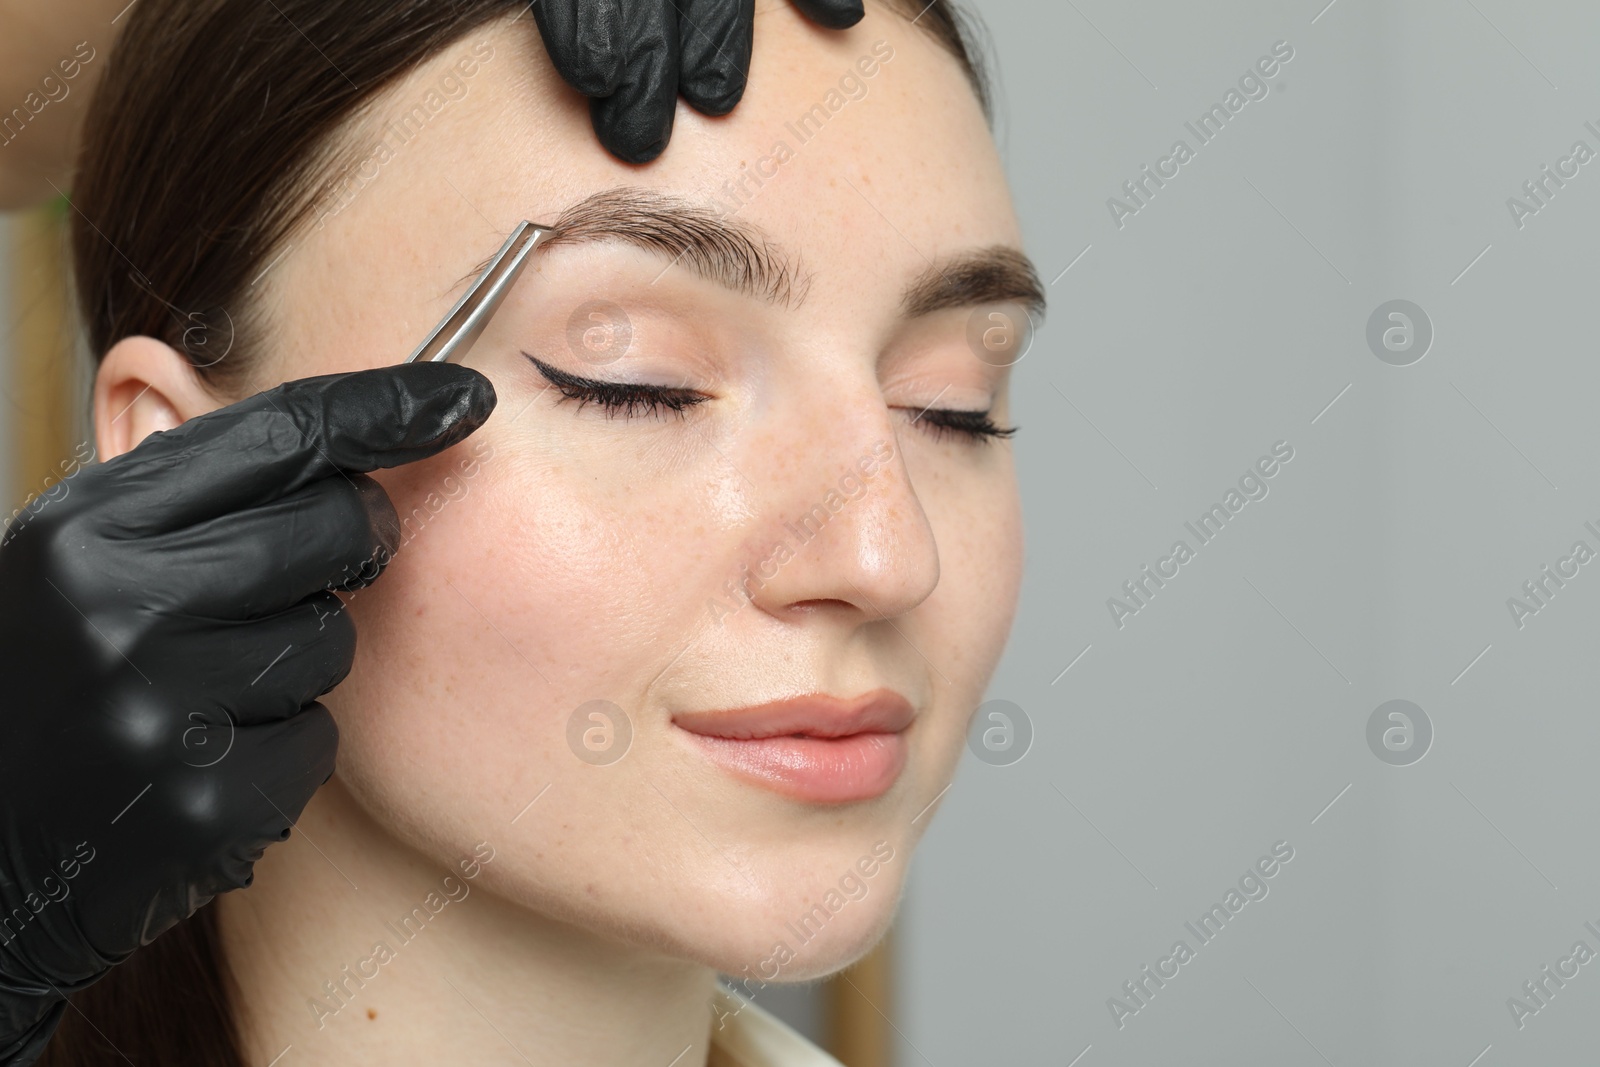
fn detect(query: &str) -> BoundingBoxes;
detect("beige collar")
[707,985,847,1067]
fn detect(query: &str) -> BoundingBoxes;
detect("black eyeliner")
[522,351,708,420]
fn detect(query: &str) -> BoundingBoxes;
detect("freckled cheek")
[973,479,1025,622]
[994,487,1025,600]
[366,454,735,686]
[904,494,1022,798]
[927,475,1023,682]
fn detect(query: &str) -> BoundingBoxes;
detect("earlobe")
[93,336,226,463]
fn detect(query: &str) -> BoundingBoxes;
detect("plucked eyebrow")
[455,187,811,307]
[900,246,1046,320]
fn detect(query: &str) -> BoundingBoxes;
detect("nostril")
[787,598,856,614]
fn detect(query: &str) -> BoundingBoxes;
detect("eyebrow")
[901,246,1046,320]
[483,187,811,307]
[462,186,1045,321]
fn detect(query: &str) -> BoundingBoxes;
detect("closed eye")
[524,352,708,420]
[907,407,1018,443]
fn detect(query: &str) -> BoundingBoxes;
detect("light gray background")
[900,1,1600,1064]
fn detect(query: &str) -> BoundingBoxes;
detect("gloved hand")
[532,0,866,163]
[0,361,496,1065]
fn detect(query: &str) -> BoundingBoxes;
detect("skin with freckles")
[92,5,1036,1064]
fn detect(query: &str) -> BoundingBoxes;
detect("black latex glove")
[532,0,867,164]
[0,362,496,1065]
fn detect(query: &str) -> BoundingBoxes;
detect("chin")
[695,869,905,986]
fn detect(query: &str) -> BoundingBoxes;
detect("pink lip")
[672,689,914,803]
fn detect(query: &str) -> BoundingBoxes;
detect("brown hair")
[54,0,990,1061]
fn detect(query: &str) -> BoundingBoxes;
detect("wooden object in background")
[7,199,80,504]
[823,928,895,1067]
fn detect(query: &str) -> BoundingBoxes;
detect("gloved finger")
[73,703,339,953]
[589,0,680,164]
[208,705,340,893]
[676,0,753,116]
[138,472,400,621]
[87,361,495,537]
[169,591,357,727]
[531,0,626,97]
[0,1003,67,1067]
[788,0,864,29]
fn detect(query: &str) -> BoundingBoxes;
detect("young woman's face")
[250,4,1035,979]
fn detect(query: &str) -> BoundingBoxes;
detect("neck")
[216,779,718,1066]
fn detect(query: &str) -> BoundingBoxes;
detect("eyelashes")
[522,352,1018,442]
[526,352,707,420]
[911,407,1018,442]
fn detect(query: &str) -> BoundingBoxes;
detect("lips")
[671,689,914,803]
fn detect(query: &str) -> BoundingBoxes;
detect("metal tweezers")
[404,220,559,364]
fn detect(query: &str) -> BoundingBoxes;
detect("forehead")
[270,5,1018,374]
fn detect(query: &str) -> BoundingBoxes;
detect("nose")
[739,393,941,626]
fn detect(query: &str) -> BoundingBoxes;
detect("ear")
[93,336,229,463]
